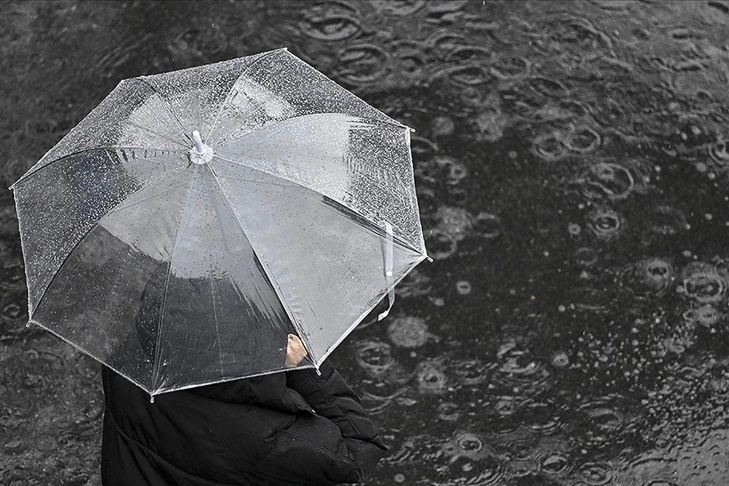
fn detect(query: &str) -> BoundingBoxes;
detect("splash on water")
[387,316,438,348]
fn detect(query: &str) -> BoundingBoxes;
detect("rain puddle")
[4,0,729,484]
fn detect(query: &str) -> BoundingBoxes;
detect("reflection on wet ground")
[3,0,729,484]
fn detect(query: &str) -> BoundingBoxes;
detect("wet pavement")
[3,0,729,484]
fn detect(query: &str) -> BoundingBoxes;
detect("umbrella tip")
[192,130,205,154]
[189,130,214,165]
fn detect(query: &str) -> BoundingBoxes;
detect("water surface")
[3,1,729,484]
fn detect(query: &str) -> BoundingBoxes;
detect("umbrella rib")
[25,149,120,316]
[209,277,224,378]
[212,154,424,255]
[217,117,291,151]
[104,174,191,217]
[150,174,200,391]
[206,48,410,142]
[207,80,270,145]
[122,118,190,150]
[215,113,410,151]
[206,163,314,359]
[208,90,271,145]
[105,144,187,154]
[136,77,195,145]
[24,155,187,318]
[287,52,410,130]
[204,48,285,143]
[11,146,186,188]
[315,253,429,368]
[27,318,156,395]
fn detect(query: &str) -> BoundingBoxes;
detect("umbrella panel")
[213,159,425,363]
[34,165,297,394]
[149,168,295,393]
[13,48,429,394]
[25,79,189,180]
[141,50,272,143]
[207,49,398,146]
[13,148,185,316]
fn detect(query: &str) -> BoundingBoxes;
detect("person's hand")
[285,334,308,367]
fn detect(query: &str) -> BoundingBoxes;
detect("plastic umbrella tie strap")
[378,222,395,321]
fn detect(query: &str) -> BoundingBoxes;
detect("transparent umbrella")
[11,48,429,397]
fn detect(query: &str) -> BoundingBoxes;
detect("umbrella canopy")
[11,48,428,396]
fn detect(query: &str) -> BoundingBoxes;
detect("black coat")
[101,361,386,485]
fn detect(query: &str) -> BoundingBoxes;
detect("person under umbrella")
[101,264,388,485]
[12,48,428,485]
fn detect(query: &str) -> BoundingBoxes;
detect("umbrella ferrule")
[192,130,205,154]
[189,130,214,164]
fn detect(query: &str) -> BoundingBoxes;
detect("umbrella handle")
[378,222,395,321]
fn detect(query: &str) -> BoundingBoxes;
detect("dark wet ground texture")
[4,0,729,484]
